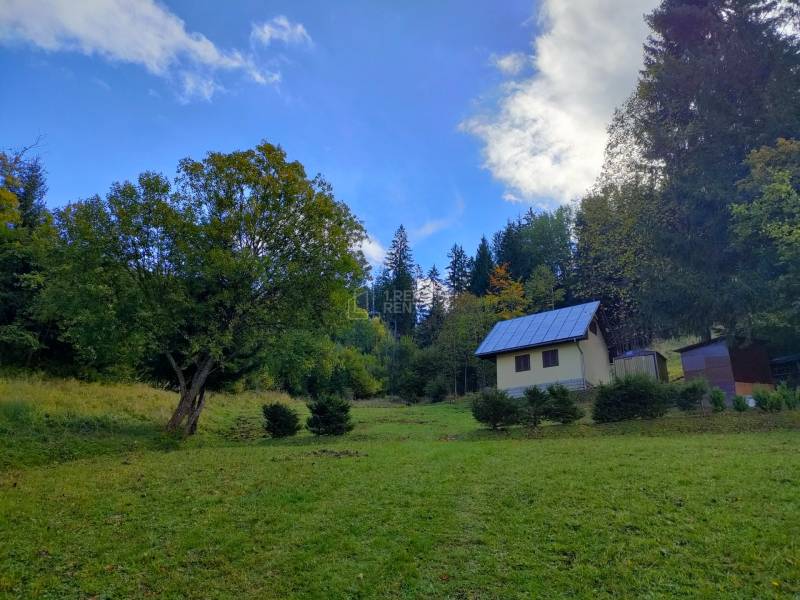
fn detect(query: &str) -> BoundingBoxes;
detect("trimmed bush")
[775,383,799,410]
[593,375,669,423]
[732,395,749,412]
[754,388,782,412]
[262,402,302,438]
[546,384,584,424]
[521,386,551,427]
[472,389,520,429]
[306,395,354,435]
[675,379,708,412]
[709,388,726,413]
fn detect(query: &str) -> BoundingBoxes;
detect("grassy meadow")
[2,376,800,598]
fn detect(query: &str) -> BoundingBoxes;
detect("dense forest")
[1,0,799,433]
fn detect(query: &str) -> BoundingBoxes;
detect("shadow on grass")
[0,400,182,470]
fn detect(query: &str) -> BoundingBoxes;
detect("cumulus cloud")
[359,235,386,267]
[251,16,312,47]
[462,0,659,206]
[0,0,290,100]
[492,52,528,76]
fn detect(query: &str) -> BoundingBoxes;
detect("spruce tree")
[446,243,472,295]
[469,236,494,297]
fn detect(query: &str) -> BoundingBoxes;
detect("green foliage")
[523,384,584,426]
[469,236,494,297]
[674,379,708,412]
[374,225,417,337]
[306,394,354,435]
[546,384,584,424]
[34,142,366,433]
[446,244,472,294]
[261,402,301,438]
[775,383,799,410]
[732,395,749,412]
[423,375,450,403]
[492,207,573,285]
[709,388,726,413]
[415,265,447,348]
[754,388,782,413]
[471,388,519,430]
[593,375,669,423]
[733,139,800,345]
[524,264,565,314]
[432,293,497,396]
[521,386,550,427]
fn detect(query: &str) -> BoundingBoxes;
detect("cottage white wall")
[496,342,583,392]
[578,326,612,386]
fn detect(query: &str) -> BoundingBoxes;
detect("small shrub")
[546,384,584,424]
[775,383,799,410]
[709,388,726,413]
[754,388,782,412]
[424,376,450,403]
[262,402,302,438]
[674,379,708,412]
[521,386,551,427]
[732,395,749,412]
[306,395,354,435]
[472,389,520,429]
[593,375,669,423]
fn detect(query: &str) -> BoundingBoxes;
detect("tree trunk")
[166,355,214,436]
[185,385,206,435]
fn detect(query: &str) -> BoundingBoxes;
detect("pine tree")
[628,0,800,338]
[469,236,494,297]
[446,244,472,295]
[416,265,447,347]
[377,225,417,337]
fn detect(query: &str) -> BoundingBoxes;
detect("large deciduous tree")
[43,142,365,434]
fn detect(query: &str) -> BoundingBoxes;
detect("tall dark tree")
[628,0,800,338]
[416,264,446,347]
[446,243,472,295]
[469,236,494,296]
[376,225,417,337]
[491,208,573,285]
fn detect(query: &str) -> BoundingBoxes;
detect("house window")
[515,354,531,372]
[589,320,597,335]
[542,349,559,368]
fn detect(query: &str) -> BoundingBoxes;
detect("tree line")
[2,0,799,433]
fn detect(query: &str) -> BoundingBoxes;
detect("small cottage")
[475,301,612,397]
[676,337,774,399]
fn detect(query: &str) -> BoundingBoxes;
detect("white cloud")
[251,16,312,47]
[492,52,528,76]
[0,0,283,100]
[462,0,659,206]
[359,235,386,267]
[411,193,465,241]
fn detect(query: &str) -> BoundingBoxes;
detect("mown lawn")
[1,377,799,598]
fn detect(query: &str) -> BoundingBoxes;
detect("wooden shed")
[612,349,668,382]
[676,338,774,399]
[771,353,800,387]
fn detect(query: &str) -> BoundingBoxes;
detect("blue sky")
[0,0,657,271]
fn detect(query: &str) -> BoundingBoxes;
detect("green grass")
[2,377,800,598]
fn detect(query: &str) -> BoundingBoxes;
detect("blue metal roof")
[475,301,600,357]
